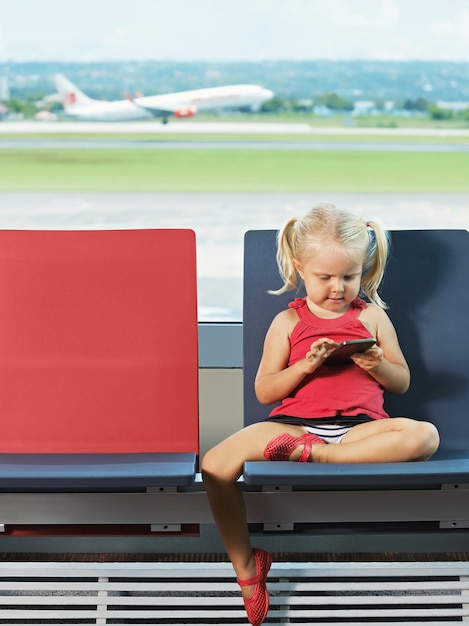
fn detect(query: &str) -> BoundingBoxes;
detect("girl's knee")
[201,444,243,483]
[201,446,224,477]
[405,418,440,460]
[419,421,440,459]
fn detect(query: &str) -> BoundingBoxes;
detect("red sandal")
[264,432,324,462]
[237,548,272,626]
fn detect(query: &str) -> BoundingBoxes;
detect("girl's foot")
[237,548,272,626]
[264,432,324,462]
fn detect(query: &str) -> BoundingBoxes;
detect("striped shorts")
[266,414,375,445]
[303,423,353,444]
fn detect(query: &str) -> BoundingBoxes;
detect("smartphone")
[325,338,377,365]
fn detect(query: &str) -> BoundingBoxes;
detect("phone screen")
[325,338,376,365]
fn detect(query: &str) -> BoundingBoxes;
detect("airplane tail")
[53,74,94,112]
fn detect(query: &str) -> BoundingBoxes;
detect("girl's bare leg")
[312,417,439,463]
[201,422,305,598]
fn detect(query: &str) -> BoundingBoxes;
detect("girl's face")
[293,245,363,317]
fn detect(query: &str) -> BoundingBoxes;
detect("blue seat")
[243,229,469,489]
[0,453,196,491]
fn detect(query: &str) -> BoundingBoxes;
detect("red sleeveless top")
[269,297,389,421]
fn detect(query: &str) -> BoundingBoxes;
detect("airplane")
[53,74,274,123]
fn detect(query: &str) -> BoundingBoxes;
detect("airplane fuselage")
[54,74,274,122]
[137,85,273,113]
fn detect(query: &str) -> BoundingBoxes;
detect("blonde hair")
[272,202,389,308]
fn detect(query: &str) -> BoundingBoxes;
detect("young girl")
[202,203,440,626]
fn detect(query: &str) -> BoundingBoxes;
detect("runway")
[0,190,467,320]
[2,138,469,151]
[2,121,468,152]
[2,121,469,137]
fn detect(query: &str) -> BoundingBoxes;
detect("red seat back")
[0,229,199,454]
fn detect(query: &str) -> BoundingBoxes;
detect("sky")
[0,0,469,63]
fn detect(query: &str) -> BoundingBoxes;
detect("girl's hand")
[351,345,384,371]
[304,338,339,370]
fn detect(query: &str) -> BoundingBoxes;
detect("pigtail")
[269,217,300,295]
[361,220,389,309]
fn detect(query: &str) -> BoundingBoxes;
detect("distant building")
[436,101,469,112]
[312,104,333,116]
[352,100,396,115]
[0,103,10,120]
[352,101,376,115]
[0,76,9,102]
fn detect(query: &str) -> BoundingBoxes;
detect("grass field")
[1,147,469,192]
[201,112,469,130]
[2,132,469,143]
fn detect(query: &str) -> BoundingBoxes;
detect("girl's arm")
[255,309,337,405]
[353,305,410,394]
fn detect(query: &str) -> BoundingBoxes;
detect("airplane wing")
[144,104,197,118]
